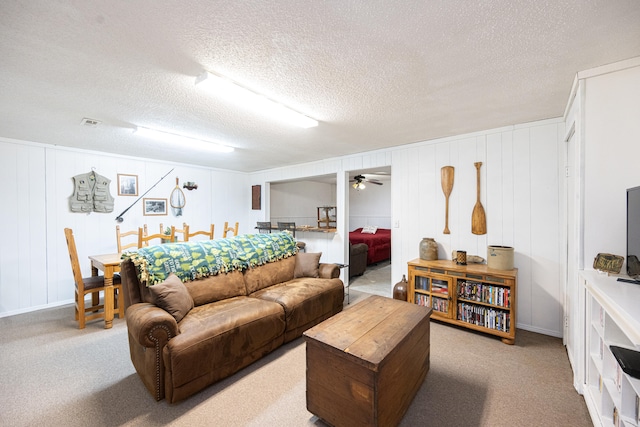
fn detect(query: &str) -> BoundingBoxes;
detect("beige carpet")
[0,290,592,426]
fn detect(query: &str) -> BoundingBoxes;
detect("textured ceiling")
[1,1,639,172]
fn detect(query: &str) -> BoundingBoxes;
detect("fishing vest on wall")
[69,171,115,213]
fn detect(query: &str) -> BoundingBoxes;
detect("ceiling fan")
[350,174,383,190]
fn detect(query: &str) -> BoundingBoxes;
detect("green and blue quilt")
[122,232,298,285]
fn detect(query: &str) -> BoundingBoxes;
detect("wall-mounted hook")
[183,181,198,191]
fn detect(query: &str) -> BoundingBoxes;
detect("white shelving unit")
[581,270,640,427]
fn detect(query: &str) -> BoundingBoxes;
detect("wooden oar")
[472,162,487,235]
[441,166,454,234]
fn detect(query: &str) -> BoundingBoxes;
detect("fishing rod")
[115,168,174,222]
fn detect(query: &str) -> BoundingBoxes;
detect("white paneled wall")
[349,179,391,230]
[1,118,565,337]
[392,122,563,336]
[583,64,640,264]
[0,141,47,311]
[0,139,249,316]
[270,180,336,226]
[253,119,565,336]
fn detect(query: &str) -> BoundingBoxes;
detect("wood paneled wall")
[392,121,564,336]
[1,118,565,337]
[0,142,48,311]
[252,119,565,336]
[0,140,248,316]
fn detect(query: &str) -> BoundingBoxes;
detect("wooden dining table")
[88,252,122,329]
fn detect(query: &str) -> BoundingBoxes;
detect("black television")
[627,186,640,278]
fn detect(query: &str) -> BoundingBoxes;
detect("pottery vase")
[419,237,438,260]
[393,275,408,301]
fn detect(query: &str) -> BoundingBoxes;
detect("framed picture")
[117,174,138,196]
[252,185,261,210]
[143,198,167,216]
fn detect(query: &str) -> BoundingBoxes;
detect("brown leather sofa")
[120,254,344,403]
[349,243,368,278]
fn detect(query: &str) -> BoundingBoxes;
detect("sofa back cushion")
[148,273,194,322]
[244,256,296,294]
[183,270,246,306]
[294,252,322,278]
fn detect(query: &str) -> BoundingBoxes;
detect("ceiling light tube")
[195,71,319,129]
[134,127,234,153]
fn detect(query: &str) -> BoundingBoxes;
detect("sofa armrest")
[125,303,179,401]
[319,263,340,279]
[126,303,179,348]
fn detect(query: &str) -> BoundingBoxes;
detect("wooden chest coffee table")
[303,295,432,427]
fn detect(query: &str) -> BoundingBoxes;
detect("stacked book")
[414,294,430,306]
[457,303,510,332]
[457,280,510,307]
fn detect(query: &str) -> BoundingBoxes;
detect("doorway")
[347,167,392,297]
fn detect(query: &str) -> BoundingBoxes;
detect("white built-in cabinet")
[581,271,640,427]
[563,59,640,427]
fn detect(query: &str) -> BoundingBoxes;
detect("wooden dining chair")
[256,221,272,234]
[65,228,123,329]
[277,221,306,252]
[116,224,147,252]
[184,223,215,241]
[222,221,239,238]
[138,226,175,248]
[172,223,189,242]
[158,223,180,242]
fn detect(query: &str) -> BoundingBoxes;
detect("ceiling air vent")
[80,117,101,127]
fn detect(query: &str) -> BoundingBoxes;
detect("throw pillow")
[294,252,322,278]
[148,273,194,322]
[362,226,378,234]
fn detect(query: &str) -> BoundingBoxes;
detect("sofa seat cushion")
[165,296,285,392]
[250,278,344,342]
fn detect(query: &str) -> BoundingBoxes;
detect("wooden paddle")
[441,166,454,234]
[472,162,487,235]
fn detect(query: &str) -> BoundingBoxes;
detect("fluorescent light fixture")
[195,71,319,129]
[134,127,234,153]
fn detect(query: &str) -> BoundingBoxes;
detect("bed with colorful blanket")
[119,232,344,403]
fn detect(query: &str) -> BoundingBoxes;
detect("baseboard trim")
[516,323,562,338]
[0,299,74,318]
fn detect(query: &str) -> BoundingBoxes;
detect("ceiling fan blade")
[350,174,384,185]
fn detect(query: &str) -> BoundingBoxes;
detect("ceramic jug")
[419,237,438,260]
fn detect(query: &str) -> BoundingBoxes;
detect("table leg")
[90,262,99,307]
[103,270,114,329]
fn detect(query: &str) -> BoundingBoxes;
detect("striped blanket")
[122,232,298,285]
